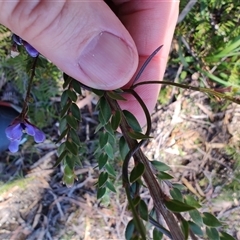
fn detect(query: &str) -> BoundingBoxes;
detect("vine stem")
[20,56,39,119]
[105,93,184,240]
[132,80,240,104]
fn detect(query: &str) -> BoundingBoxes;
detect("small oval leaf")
[130,163,145,183]
[139,199,148,221]
[189,210,203,226]
[71,103,81,121]
[67,89,77,102]
[66,141,78,156]
[123,110,142,132]
[98,172,108,188]
[164,199,196,212]
[104,142,114,159]
[98,153,108,170]
[128,131,150,140]
[66,115,78,130]
[97,187,106,199]
[188,221,203,236]
[220,231,235,240]
[119,136,129,160]
[99,97,111,124]
[157,171,174,180]
[111,110,122,130]
[106,181,116,193]
[105,163,116,177]
[151,160,171,172]
[202,212,222,227]
[107,90,127,101]
[125,219,135,240]
[184,195,201,208]
[206,227,220,240]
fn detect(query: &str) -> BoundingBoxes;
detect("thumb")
[0,1,138,90]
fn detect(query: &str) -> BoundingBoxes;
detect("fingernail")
[78,32,136,90]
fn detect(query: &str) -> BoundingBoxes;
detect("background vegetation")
[0,1,239,239]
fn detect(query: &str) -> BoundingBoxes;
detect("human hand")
[0,1,179,126]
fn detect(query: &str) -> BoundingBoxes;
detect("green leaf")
[105,163,116,177]
[69,129,80,146]
[97,187,106,199]
[54,150,68,167]
[99,132,108,148]
[61,90,68,107]
[139,199,148,221]
[59,117,67,134]
[98,172,108,188]
[181,219,189,240]
[170,188,183,202]
[220,231,236,240]
[94,123,103,133]
[60,100,71,117]
[63,164,75,187]
[111,110,122,131]
[72,79,82,95]
[128,131,150,140]
[172,183,186,191]
[123,110,142,132]
[119,136,129,159]
[98,153,108,170]
[206,227,220,240]
[188,221,203,237]
[125,219,135,240]
[104,142,114,159]
[157,171,174,180]
[56,128,68,143]
[106,180,116,193]
[107,90,127,101]
[67,89,77,102]
[66,115,78,130]
[184,195,201,208]
[151,160,171,172]
[63,173,75,187]
[71,103,81,121]
[164,199,196,212]
[130,162,145,183]
[153,228,163,240]
[65,154,75,169]
[189,210,203,226]
[57,142,66,155]
[99,97,112,124]
[63,73,73,88]
[92,89,104,97]
[202,212,222,227]
[66,141,78,155]
[104,122,115,138]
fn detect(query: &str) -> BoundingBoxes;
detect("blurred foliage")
[173,0,240,87]
[0,25,62,128]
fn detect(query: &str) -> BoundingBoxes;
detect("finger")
[0,1,138,90]
[114,0,179,126]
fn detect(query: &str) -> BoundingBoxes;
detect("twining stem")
[132,80,240,104]
[105,93,184,240]
[20,56,39,119]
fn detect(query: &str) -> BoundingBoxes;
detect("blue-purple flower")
[5,119,45,153]
[12,34,39,57]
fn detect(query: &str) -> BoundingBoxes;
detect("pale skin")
[0,0,179,126]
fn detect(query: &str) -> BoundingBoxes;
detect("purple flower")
[12,34,39,57]
[5,119,45,153]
